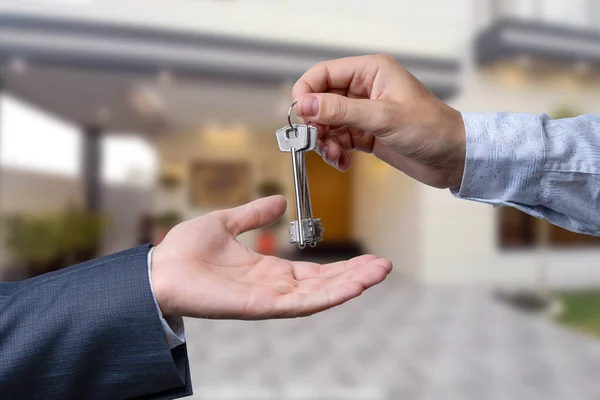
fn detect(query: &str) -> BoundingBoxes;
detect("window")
[102,135,157,187]
[498,207,600,249]
[498,206,536,249]
[1,94,156,186]
[0,94,80,177]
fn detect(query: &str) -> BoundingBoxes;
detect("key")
[275,123,324,248]
[289,218,324,245]
[275,124,317,152]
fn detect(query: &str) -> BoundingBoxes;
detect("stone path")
[182,274,600,399]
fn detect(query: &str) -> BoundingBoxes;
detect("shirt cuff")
[147,247,186,349]
[451,112,546,209]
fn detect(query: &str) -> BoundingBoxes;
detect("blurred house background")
[1,0,600,288]
[4,0,600,398]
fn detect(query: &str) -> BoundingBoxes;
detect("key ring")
[288,100,298,130]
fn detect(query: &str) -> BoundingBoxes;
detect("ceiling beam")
[0,13,461,100]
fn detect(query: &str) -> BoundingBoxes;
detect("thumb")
[214,195,287,237]
[295,93,391,133]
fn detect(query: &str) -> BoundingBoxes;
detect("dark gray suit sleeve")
[0,244,193,400]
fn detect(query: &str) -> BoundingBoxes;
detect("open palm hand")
[151,195,392,320]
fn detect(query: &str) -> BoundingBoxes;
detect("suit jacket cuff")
[0,243,192,399]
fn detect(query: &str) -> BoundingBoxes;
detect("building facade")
[1,0,600,288]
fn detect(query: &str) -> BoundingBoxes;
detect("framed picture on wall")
[189,161,251,208]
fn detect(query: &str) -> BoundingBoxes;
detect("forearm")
[0,244,192,399]
[454,112,600,236]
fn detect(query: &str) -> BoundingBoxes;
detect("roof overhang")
[0,13,461,132]
[475,18,600,70]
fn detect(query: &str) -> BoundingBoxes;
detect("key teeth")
[289,218,324,247]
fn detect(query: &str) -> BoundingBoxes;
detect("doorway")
[304,151,353,242]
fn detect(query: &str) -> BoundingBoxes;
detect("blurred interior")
[3,0,600,398]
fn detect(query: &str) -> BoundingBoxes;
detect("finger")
[326,87,348,96]
[291,254,378,280]
[213,195,287,236]
[294,256,392,293]
[338,151,352,171]
[315,137,340,164]
[323,258,392,290]
[272,281,363,318]
[292,56,375,100]
[276,258,393,317]
[318,137,350,172]
[308,122,328,138]
[295,93,390,134]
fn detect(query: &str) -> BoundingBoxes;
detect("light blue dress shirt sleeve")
[147,247,186,349]
[452,112,600,236]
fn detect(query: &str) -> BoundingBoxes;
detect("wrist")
[150,244,174,318]
[447,108,466,189]
[431,105,465,189]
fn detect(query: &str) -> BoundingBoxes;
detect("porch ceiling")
[475,18,600,71]
[0,13,461,135]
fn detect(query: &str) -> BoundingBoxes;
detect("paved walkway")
[182,274,600,399]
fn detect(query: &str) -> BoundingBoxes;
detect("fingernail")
[321,145,328,158]
[299,96,319,117]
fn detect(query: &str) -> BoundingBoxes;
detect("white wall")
[352,152,420,276]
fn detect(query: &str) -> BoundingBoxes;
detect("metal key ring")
[288,100,298,130]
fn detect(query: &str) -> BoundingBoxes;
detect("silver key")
[275,124,318,152]
[275,120,323,248]
[289,218,323,245]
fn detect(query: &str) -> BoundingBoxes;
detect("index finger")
[292,56,374,100]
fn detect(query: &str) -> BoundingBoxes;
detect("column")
[82,125,102,212]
